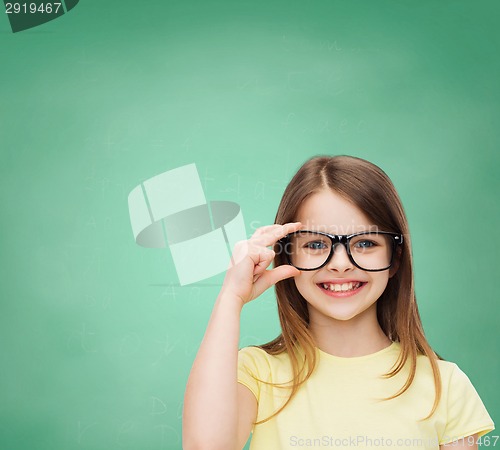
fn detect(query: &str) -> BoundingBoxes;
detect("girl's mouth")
[316,281,366,297]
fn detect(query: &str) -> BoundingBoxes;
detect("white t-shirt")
[237,341,495,449]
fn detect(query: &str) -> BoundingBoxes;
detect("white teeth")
[321,282,362,292]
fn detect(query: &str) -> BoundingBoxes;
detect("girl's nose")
[326,243,353,272]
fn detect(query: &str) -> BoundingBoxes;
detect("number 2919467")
[5,3,62,14]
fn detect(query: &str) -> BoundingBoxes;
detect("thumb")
[271,265,301,284]
[253,265,300,297]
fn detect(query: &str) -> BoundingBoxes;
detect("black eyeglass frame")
[278,230,404,272]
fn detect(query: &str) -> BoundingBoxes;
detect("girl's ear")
[389,247,402,278]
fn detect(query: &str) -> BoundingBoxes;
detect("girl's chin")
[308,305,365,322]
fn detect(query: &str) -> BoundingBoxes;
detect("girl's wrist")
[216,289,246,312]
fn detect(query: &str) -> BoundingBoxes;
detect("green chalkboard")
[0,1,498,449]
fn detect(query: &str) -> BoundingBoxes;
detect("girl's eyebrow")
[304,225,380,234]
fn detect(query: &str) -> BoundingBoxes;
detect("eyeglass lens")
[287,231,394,271]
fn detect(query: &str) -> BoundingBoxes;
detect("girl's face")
[293,189,394,324]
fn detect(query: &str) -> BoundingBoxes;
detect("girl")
[183,155,495,450]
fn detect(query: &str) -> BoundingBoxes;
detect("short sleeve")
[237,346,268,402]
[439,364,495,445]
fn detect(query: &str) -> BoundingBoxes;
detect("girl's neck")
[308,304,392,358]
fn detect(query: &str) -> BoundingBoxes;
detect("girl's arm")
[182,291,250,450]
[182,223,302,450]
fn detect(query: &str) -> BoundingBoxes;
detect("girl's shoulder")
[416,351,479,389]
[238,345,290,366]
[237,345,294,392]
[418,354,495,439]
[238,345,297,377]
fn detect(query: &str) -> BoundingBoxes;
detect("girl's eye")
[305,241,327,250]
[354,240,376,249]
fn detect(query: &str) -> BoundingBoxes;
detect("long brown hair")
[251,155,443,425]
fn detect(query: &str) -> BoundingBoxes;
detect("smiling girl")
[183,155,494,450]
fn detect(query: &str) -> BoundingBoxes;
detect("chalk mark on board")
[152,335,178,366]
[220,173,241,200]
[116,420,135,446]
[319,39,342,51]
[67,322,98,353]
[176,400,184,420]
[203,168,215,197]
[282,112,295,127]
[151,396,168,415]
[254,181,265,200]
[119,332,141,356]
[77,420,99,445]
[154,424,180,447]
[159,283,177,301]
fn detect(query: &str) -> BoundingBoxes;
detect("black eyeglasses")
[278,230,403,272]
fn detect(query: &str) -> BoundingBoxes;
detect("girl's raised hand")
[220,222,302,307]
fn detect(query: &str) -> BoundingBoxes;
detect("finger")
[251,222,302,238]
[252,248,275,277]
[251,222,302,247]
[251,224,283,235]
